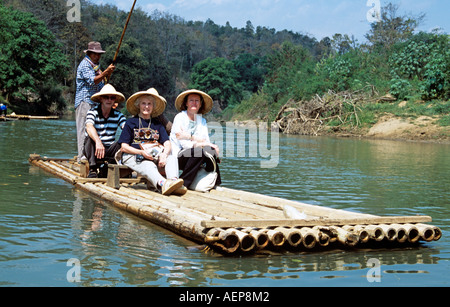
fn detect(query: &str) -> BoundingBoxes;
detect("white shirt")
[170,111,210,156]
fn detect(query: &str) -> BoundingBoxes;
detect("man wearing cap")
[75,41,116,163]
[84,84,127,178]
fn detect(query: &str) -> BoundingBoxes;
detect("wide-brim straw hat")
[91,84,125,104]
[175,89,213,115]
[84,41,106,54]
[126,88,167,117]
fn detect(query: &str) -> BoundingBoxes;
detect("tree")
[0,5,69,114]
[365,2,424,52]
[190,57,243,109]
[233,53,266,93]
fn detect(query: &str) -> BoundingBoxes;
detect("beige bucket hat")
[126,88,167,117]
[84,41,106,54]
[175,89,213,115]
[91,84,125,104]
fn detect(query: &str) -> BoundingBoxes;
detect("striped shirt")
[85,105,127,146]
[75,57,104,109]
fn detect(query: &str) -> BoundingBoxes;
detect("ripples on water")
[0,120,449,286]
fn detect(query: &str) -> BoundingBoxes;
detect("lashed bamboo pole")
[205,228,240,253]
[390,224,408,243]
[379,224,397,241]
[415,224,436,242]
[263,229,285,247]
[432,226,442,241]
[240,227,269,250]
[342,225,370,244]
[402,224,420,243]
[212,187,376,220]
[228,228,256,252]
[298,227,316,249]
[311,226,331,247]
[331,226,359,247]
[274,227,302,247]
[364,225,385,241]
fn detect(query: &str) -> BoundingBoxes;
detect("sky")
[90,0,450,43]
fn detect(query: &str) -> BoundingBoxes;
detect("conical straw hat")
[126,88,167,117]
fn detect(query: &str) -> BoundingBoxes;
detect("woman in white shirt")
[170,89,222,190]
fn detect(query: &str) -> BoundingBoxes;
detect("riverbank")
[227,90,450,145]
[322,114,450,144]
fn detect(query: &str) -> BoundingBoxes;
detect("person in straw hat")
[75,41,116,163]
[84,84,127,178]
[118,88,185,196]
[170,89,222,190]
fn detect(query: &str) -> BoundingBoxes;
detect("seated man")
[83,84,126,178]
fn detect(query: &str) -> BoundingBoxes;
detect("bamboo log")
[200,216,432,229]
[311,226,331,247]
[213,187,376,220]
[263,229,285,247]
[228,228,256,252]
[274,227,302,247]
[240,227,269,250]
[342,225,370,244]
[331,226,359,247]
[298,227,316,249]
[402,224,420,243]
[379,224,397,241]
[390,224,408,243]
[364,225,384,241]
[205,228,240,253]
[415,224,436,242]
[432,226,442,241]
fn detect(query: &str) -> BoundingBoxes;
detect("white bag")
[189,151,218,192]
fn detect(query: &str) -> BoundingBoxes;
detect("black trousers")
[178,146,222,188]
[83,137,120,168]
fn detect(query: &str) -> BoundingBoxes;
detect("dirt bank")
[332,114,450,144]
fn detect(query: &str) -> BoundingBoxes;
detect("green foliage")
[190,57,243,109]
[389,32,450,100]
[0,4,69,114]
[232,53,266,93]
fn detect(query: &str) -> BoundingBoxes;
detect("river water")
[0,118,449,287]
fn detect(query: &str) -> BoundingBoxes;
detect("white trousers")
[122,153,179,189]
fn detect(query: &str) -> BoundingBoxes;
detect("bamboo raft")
[28,154,442,255]
[3,114,59,120]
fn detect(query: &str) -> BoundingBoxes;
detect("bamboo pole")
[263,229,285,247]
[364,225,385,241]
[200,215,433,229]
[432,226,442,241]
[205,228,240,253]
[379,224,397,241]
[390,224,408,243]
[343,225,370,244]
[228,228,256,252]
[415,224,436,242]
[274,227,302,247]
[311,226,331,247]
[298,227,316,249]
[240,227,269,250]
[331,226,359,247]
[402,224,420,243]
[213,187,377,220]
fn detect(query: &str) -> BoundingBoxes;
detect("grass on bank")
[223,92,450,130]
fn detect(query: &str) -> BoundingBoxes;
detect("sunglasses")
[103,95,117,101]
